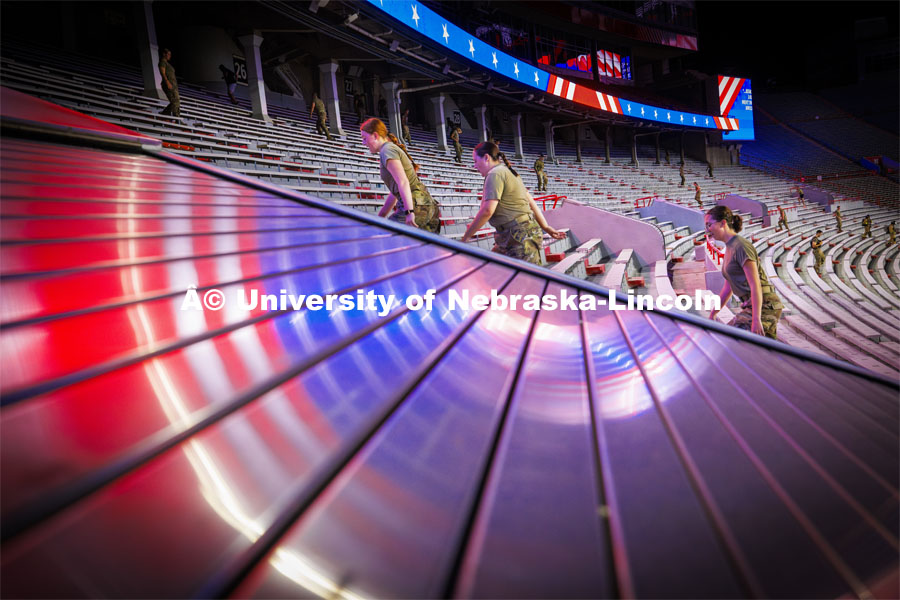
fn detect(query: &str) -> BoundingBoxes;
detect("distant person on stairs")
[707,161,714,178]
[354,93,366,124]
[309,92,332,140]
[360,118,440,233]
[158,48,180,117]
[450,127,463,164]
[775,205,790,232]
[664,148,670,164]
[463,141,565,265]
[811,230,825,276]
[694,182,702,209]
[705,205,783,340]
[679,162,685,186]
[834,206,842,232]
[862,214,872,239]
[401,109,412,145]
[889,221,896,245]
[218,64,238,104]
[534,154,548,192]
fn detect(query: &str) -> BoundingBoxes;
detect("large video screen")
[720,76,755,141]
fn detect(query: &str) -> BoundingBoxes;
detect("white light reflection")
[117,183,360,597]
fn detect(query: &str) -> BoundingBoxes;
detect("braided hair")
[474,141,518,177]
[360,117,420,172]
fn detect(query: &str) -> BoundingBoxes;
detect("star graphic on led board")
[680,114,684,122]
[640,107,645,116]
[468,39,475,58]
[666,112,671,121]
[442,24,449,44]
[411,4,420,27]
[492,52,498,69]
[534,71,539,85]
[692,116,697,124]
[513,63,519,78]
[627,104,631,113]
[654,110,658,118]
[705,118,709,126]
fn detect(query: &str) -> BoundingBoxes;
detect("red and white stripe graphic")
[597,50,607,75]
[713,116,740,130]
[594,91,622,114]
[612,53,621,78]
[718,75,746,116]
[548,75,578,101]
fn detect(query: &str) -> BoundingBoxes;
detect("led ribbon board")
[719,75,754,141]
[365,0,740,132]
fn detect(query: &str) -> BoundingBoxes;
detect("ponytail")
[706,205,743,233]
[474,141,518,177]
[386,132,420,173]
[498,152,518,177]
[361,117,420,172]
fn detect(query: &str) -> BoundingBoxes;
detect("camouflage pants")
[862,227,871,239]
[493,216,543,265]
[402,125,411,145]
[729,292,783,340]
[814,250,825,274]
[890,232,896,245]
[835,218,842,232]
[453,141,462,163]
[776,218,789,231]
[161,84,180,117]
[390,190,440,233]
[535,170,548,191]
[316,114,332,139]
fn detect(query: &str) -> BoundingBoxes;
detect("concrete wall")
[718,193,769,227]
[797,186,834,210]
[638,199,705,234]
[545,199,666,265]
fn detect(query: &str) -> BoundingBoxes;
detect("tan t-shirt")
[723,235,771,299]
[158,59,176,85]
[482,165,532,227]
[379,142,425,199]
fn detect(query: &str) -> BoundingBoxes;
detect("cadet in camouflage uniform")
[834,206,842,232]
[463,141,565,265]
[862,214,872,239]
[401,109,412,145]
[811,230,825,276]
[158,49,180,117]
[664,149,670,164]
[889,221,896,245]
[706,205,783,339]
[707,161,714,178]
[359,118,440,232]
[450,127,463,164]
[534,154,548,192]
[775,205,790,232]
[309,92,332,140]
[679,162,685,186]
[694,182,702,209]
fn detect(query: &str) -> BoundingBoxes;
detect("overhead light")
[389,40,400,52]
[442,64,451,75]
[343,12,358,24]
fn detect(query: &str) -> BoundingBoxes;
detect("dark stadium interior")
[0,1,898,598]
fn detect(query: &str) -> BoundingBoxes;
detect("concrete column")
[431,94,448,152]
[630,131,638,166]
[575,124,584,163]
[239,33,272,123]
[134,1,166,100]
[543,120,555,160]
[477,105,488,142]
[512,113,524,159]
[655,133,661,164]
[604,126,611,163]
[382,80,401,137]
[317,60,344,135]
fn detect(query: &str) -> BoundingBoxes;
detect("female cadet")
[359,118,439,232]
[461,141,565,265]
[705,205,783,339]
